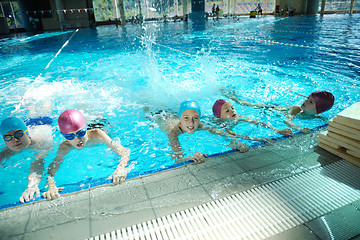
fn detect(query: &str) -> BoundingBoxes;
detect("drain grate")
[87,160,360,240]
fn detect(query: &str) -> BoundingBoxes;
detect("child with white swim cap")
[0,116,52,203]
[221,88,335,134]
[43,109,130,201]
[160,100,251,163]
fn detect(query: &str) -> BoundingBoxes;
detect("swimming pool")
[0,14,359,209]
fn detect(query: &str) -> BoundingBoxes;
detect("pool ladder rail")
[87,159,360,240]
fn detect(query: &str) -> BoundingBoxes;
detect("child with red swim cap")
[212,99,294,136]
[221,88,335,134]
[43,109,130,201]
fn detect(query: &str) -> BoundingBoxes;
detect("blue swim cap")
[0,117,28,136]
[178,100,201,120]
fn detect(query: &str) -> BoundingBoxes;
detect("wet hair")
[310,91,335,114]
[212,99,228,118]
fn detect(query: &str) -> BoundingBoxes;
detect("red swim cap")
[58,110,87,134]
[311,91,335,114]
[212,99,228,118]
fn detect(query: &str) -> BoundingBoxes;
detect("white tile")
[0,203,33,237]
[201,172,258,200]
[143,172,201,199]
[26,191,90,233]
[90,182,148,213]
[23,218,90,240]
[188,159,246,184]
[90,200,155,237]
[150,186,212,218]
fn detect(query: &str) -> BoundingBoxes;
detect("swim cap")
[58,110,87,134]
[212,99,228,118]
[0,117,28,136]
[179,100,201,120]
[311,91,335,114]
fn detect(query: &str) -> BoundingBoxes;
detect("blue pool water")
[0,14,359,209]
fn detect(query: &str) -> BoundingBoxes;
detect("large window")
[323,0,360,12]
[206,0,275,15]
[0,1,23,29]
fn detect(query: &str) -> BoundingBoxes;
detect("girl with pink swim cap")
[43,109,130,201]
[212,99,294,137]
[221,88,335,134]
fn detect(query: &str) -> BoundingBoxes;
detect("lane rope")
[10,29,79,116]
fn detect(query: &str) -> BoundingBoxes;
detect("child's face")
[66,128,88,149]
[179,109,200,134]
[4,130,31,151]
[220,102,237,119]
[301,95,317,114]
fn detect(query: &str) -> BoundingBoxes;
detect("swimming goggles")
[3,129,28,141]
[62,128,87,140]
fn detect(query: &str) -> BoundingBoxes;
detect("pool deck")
[1,130,360,240]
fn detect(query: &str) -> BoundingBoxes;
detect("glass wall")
[93,0,275,22]
[206,0,275,16]
[0,1,23,30]
[323,0,360,12]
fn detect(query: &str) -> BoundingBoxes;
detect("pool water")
[0,14,359,209]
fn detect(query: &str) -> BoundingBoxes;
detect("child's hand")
[277,128,294,136]
[108,167,128,185]
[231,139,249,152]
[190,152,207,163]
[300,127,311,134]
[42,177,64,200]
[19,173,41,203]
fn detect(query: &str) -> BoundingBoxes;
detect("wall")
[276,0,320,14]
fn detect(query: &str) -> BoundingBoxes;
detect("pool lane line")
[0,123,329,211]
[239,36,360,56]
[10,29,79,116]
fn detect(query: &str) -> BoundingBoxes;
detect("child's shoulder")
[289,105,302,115]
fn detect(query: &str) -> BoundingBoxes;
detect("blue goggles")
[3,129,28,141]
[62,128,87,140]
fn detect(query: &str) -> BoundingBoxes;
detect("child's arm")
[235,118,294,136]
[42,142,71,200]
[167,126,206,163]
[201,123,249,152]
[284,114,311,134]
[222,89,266,108]
[225,129,275,144]
[19,151,47,203]
[92,129,130,185]
[0,147,15,162]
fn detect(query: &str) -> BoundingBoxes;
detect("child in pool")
[43,110,130,200]
[212,99,294,136]
[155,100,271,163]
[0,117,53,203]
[221,88,335,134]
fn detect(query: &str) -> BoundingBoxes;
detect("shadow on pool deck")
[2,130,360,240]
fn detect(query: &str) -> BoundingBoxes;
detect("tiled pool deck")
[1,130,360,240]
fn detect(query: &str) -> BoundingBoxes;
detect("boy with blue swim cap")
[160,100,250,163]
[0,116,53,203]
[1,117,30,151]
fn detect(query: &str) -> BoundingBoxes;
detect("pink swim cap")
[311,91,335,114]
[212,99,228,118]
[58,110,87,134]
